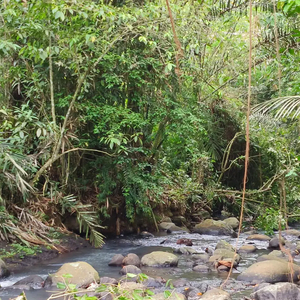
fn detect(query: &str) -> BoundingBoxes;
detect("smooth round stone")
[239,244,257,253]
[246,234,271,241]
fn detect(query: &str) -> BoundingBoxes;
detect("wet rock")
[215,240,234,252]
[201,288,231,299]
[152,292,186,300]
[253,283,271,292]
[143,276,163,288]
[193,219,234,236]
[47,261,100,288]
[223,217,239,230]
[282,229,300,237]
[246,234,271,241]
[141,251,179,267]
[158,222,189,233]
[269,237,285,249]
[237,260,300,283]
[139,231,154,238]
[13,275,44,289]
[239,244,256,253]
[251,282,300,300]
[176,238,193,246]
[257,250,287,263]
[122,253,140,267]
[217,265,229,272]
[119,282,145,292]
[172,216,187,226]
[172,278,190,288]
[183,287,203,299]
[193,264,210,272]
[0,259,9,278]
[212,249,240,265]
[161,216,172,223]
[100,277,118,285]
[119,265,142,275]
[174,247,197,255]
[192,253,210,263]
[9,284,34,290]
[108,254,124,266]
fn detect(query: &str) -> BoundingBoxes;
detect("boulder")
[0,259,9,278]
[141,251,178,267]
[193,264,210,272]
[122,253,140,267]
[251,282,300,300]
[282,229,300,237]
[99,277,118,285]
[152,292,186,300]
[193,219,234,236]
[139,231,154,238]
[246,234,271,241]
[257,250,287,263]
[172,216,187,226]
[119,282,145,292]
[212,249,240,265]
[158,222,189,233]
[119,265,142,275]
[201,288,231,299]
[237,260,300,283]
[174,247,197,255]
[223,217,239,230]
[108,254,124,266]
[48,261,100,288]
[192,253,210,263]
[215,240,234,252]
[13,275,44,289]
[269,237,285,249]
[161,216,172,223]
[239,244,256,253]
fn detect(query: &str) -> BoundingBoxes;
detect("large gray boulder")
[193,219,234,236]
[201,288,231,299]
[251,282,300,300]
[223,217,239,230]
[0,259,10,278]
[141,251,178,267]
[47,261,100,288]
[237,260,300,283]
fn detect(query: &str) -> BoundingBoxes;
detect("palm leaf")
[252,96,300,120]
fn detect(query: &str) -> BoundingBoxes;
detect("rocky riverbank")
[2,218,300,300]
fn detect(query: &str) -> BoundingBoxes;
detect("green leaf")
[57,282,66,289]
[126,272,138,278]
[164,290,171,298]
[54,11,65,21]
[62,273,73,278]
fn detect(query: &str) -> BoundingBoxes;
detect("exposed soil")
[1,233,91,273]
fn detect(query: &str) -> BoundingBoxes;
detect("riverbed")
[1,231,299,300]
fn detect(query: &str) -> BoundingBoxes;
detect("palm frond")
[252,96,300,120]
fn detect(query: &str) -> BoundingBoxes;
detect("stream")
[1,231,299,300]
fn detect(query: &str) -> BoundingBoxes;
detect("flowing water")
[1,231,299,300]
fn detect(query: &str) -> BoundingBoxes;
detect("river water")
[0,231,298,300]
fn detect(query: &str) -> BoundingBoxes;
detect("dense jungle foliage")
[1,0,300,247]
